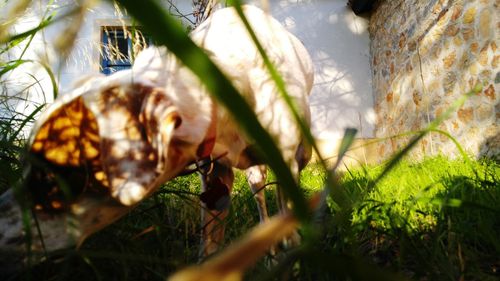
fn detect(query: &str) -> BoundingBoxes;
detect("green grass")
[336,156,499,281]
[343,156,498,231]
[1,1,498,280]
[14,156,498,280]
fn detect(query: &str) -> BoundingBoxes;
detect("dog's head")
[21,50,213,246]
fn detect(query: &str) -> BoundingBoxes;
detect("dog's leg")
[245,164,281,262]
[199,161,233,258]
[245,165,269,223]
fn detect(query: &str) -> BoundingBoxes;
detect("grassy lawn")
[18,155,498,281]
[332,156,499,281]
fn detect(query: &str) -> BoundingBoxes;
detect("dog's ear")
[30,81,180,207]
[82,83,179,206]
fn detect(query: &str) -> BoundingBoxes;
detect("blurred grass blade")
[350,128,472,166]
[0,16,53,52]
[314,128,357,221]
[39,60,59,99]
[169,194,321,281]
[0,0,33,42]
[112,0,309,222]
[0,36,28,56]
[169,212,298,281]
[0,60,30,77]
[428,128,471,166]
[1,59,59,98]
[0,6,80,45]
[330,128,358,173]
[227,2,342,234]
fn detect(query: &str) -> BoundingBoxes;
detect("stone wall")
[370,0,499,160]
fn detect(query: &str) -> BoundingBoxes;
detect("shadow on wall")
[479,133,500,161]
[268,0,375,139]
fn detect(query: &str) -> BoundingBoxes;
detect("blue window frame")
[100,27,152,75]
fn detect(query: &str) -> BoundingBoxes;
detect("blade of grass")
[1,59,59,98]
[13,0,57,61]
[427,128,471,165]
[9,103,45,143]
[0,60,30,77]
[0,0,33,43]
[39,60,59,99]
[112,0,309,222]
[330,128,358,173]
[333,127,474,169]
[226,2,342,235]
[259,249,407,281]
[0,4,81,50]
[314,129,357,218]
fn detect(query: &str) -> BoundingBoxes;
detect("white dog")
[0,5,313,268]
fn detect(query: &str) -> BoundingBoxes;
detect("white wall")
[53,0,194,91]
[259,0,375,140]
[0,1,59,120]
[2,0,374,143]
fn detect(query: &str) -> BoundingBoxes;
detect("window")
[100,27,152,75]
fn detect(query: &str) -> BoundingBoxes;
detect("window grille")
[100,27,152,75]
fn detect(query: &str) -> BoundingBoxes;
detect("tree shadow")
[266,1,375,139]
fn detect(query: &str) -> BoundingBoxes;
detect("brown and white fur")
[0,5,313,272]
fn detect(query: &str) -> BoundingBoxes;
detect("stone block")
[412,90,422,106]
[386,92,394,103]
[457,107,474,123]
[462,28,474,41]
[478,44,490,66]
[491,41,497,52]
[451,4,463,21]
[442,51,457,69]
[483,84,495,100]
[462,7,477,24]
[445,24,460,36]
[476,104,493,121]
[470,42,479,53]
[479,9,492,38]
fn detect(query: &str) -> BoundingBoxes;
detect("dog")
[0,4,313,270]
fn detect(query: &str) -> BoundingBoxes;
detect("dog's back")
[190,5,314,169]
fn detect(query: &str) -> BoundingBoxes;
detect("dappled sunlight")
[31,96,100,167]
[255,0,374,140]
